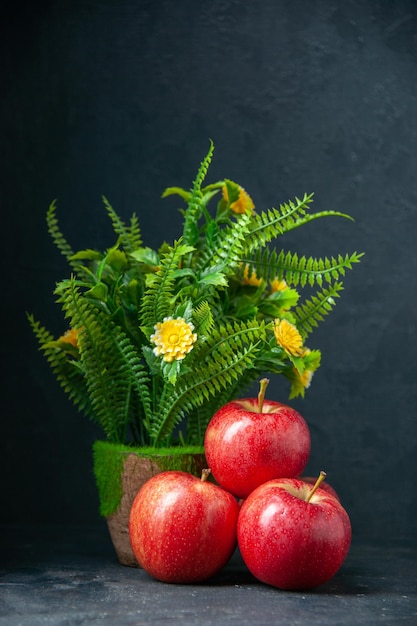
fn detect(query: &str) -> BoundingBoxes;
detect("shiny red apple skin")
[237,477,352,590]
[204,398,311,498]
[129,470,240,583]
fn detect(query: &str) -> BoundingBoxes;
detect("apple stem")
[201,469,212,482]
[306,470,327,502]
[257,378,270,413]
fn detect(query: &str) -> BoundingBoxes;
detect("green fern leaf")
[140,239,195,332]
[195,318,267,360]
[250,249,363,289]
[197,211,252,276]
[192,300,215,337]
[182,140,215,246]
[46,201,80,273]
[244,193,354,254]
[161,186,192,202]
[27,313,93,417]
[102,196,143,253]
[293,283,345,337]
[129,213,143,250]
[55,278,153,442]
[244,194,314,252]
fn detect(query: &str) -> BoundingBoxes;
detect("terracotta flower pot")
[93,440,207,567]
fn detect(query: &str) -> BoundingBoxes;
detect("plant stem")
[201,469,212,482]
[306,471,327,502]
[257,377,270,413]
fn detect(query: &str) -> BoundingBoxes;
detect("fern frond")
[151,342,261,444]
[102,196,142,253]
[293,283,345,337]
[46,201,78,267]
[196,211,252,275]
[140,239,195,331]
[128,213,143,250]
[192,300,215,337]
[194,318,267,360]
[283,209,355,235]
[244,194,353,254]
[244,194,314,252]
[27,312,55,346]
[161,186,191,202]
[26,313,93,416]
[56,278,152,442]
[250,249,363,288]
[182,140,215,246]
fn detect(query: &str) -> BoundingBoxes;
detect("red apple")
[204,379,311,498]
[129,469,239,583]
[299,475,340,500]
[237,473,352,590]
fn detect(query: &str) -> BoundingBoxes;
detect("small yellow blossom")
[59,328,81,348]
[150,317,197,363]
[296,367,314,390]
[222,185,254,214]
[289,365,314,399]
[270,278,288,292]
[298,348,318,389]
[242,264,263,287]
[273,318,303,356]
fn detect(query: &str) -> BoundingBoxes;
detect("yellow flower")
[288,365,314,399]
[222,185,254,214]
[59,328,81,348]
[296,367,314,390]
[150,317,197,363]
[270,278,288,292]
[273,318,303,356]
[242,264,263,287]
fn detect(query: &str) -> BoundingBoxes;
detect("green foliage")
[182,139,215,246]
[27,313,93,415]
[102,196,143,253]
[46,201,77,271]
[192,300,215,337]
[251,248,363,289]
[293,283,345,337]
[140,239,195,334]
[29,142,363,447]
[54,277,153,442]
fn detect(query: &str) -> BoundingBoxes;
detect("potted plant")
[28,141,362,564]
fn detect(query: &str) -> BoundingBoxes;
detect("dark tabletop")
[1,524,416,626]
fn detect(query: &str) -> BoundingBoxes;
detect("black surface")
[1,525,416,625]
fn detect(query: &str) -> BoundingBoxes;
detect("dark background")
[2,1,417,547]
